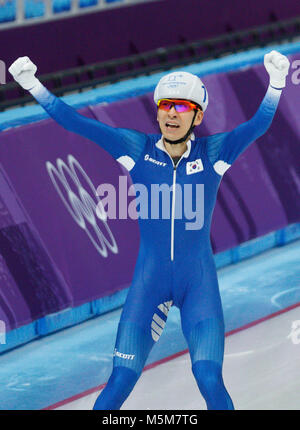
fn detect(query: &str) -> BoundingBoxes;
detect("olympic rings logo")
[46,154,118,258]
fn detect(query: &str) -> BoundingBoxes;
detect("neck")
[163,136,190,158]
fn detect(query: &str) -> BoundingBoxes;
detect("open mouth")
[166,122,180,129]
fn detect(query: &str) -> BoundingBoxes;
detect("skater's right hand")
[9,56,39,91]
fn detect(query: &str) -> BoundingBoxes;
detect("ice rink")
[0,238,299,410]
[54,304,300,410]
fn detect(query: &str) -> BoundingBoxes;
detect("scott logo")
[144,154,167,167]
[46,154,118,258]
[113,349,135,360]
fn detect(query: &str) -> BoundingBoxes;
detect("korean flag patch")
[186,159,204,175]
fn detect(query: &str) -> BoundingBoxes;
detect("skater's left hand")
[264,50,290,89]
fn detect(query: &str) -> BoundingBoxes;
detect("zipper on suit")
[170,165,177,261]
[157,138,189,261]
[169,156,184,261]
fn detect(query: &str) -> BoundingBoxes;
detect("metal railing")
[1,16,299,111]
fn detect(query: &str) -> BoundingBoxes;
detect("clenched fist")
[264,50,290,89]
[9,56,39,91]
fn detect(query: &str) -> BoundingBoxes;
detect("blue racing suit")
[30,82,282,410]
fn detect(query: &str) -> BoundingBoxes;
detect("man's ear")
[194,109,204,126]
[156,109,160,122]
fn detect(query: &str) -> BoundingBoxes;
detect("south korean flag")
[186,158,204,175]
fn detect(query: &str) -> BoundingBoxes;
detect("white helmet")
[154,71,208,112]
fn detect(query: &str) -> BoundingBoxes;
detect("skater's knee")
[109,366,140,388]
[93,366,140,410]
[192,360,234,410]
[192,360,222,391]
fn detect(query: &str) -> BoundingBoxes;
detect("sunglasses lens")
[158,100,195,112]
[159,100,172,111]
[175,103,191,112]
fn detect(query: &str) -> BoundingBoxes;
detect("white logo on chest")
[144,154,167,167]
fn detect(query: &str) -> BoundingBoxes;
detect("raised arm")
[206,50,290,175]
[8,57,147,167]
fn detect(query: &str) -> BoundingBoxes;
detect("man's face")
[157,101,203,142]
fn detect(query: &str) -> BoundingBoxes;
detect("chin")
[163,130,181,140]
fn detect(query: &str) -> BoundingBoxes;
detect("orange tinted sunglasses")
[157,99,200,112]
